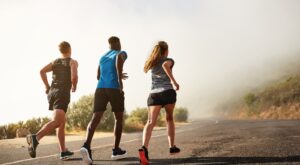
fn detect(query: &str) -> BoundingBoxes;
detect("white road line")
[2,124,202,165]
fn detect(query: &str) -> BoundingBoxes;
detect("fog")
[0,0,300,124]
[170,0,300,118]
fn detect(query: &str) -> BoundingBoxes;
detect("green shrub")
[66,94,120,132]
[123,117,144,132]
[129,108,148,125]
[67,95,94,130]
[97,104,116,131]
[5,123,19,139]
[173,107,189,122]
[24,117,54,135]
[0,126,6,139]
[244,93,258,107]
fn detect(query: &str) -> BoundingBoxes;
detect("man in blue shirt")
[80,36,128,164]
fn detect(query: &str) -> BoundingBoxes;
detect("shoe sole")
[80,148,93,164]
[60,156,71,161]
[170,151,180,155]
[111,152,127,160]
[138,149,149,165]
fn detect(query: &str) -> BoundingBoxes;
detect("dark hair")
[108,36,121,50]
[59,41,71,54]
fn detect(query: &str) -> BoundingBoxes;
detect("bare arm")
[97,65,100,80]
[116,52,127,92]
[162,60,179,90]
[70,59,78,92]
[40,63,53,94]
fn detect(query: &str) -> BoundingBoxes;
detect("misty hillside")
[216,70,300,120]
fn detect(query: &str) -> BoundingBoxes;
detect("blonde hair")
[144,41,168,73]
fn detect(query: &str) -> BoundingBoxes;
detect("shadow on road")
[123,156,300,165]
[91,157,139,164]
[65,157,82,161]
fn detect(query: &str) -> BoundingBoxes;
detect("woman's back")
[151,57,174,93]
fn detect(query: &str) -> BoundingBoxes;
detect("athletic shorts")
[93,88,125,112]
[147,89,177,107]
[47,87,70,113]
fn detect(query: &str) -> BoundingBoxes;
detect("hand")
[72,86,77,92]
[121,73,128,80]
[173,81,180,91]
[45,87,50,94]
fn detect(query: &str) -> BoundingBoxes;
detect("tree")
[66,94,117,131]
[67,95,94,130]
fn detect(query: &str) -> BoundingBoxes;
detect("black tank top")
[51,58,72,89]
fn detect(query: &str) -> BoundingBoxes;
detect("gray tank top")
[150,57,175,93]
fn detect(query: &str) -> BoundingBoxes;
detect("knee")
[166,115,174,122]
[146,119,156,127]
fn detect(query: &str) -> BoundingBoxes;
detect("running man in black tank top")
[26,41,78,160]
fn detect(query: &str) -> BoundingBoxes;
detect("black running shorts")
[47,87,70,113]
[147,89,177,107]
[93,88,125,112]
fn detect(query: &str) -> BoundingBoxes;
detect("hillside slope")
[218,75,300,119]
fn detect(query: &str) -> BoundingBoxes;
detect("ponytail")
[144,41,168,73]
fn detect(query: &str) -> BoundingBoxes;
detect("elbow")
[71,76,78,83]
[40,69,45,75]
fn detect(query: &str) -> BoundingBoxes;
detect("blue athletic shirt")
[97,50,127,89]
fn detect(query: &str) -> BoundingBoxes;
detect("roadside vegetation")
[0,95,189,139]
[217,75,300,119]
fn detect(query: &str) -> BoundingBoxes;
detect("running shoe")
[111,147,127,160]
[80,143,93,164]
[170,145,181,155]
[60,149,74,160]
[26,134,39,158]
[139,146,149,165]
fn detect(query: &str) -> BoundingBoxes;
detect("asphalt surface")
[1,120,300,165]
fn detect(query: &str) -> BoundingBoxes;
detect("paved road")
[1,120,300,165]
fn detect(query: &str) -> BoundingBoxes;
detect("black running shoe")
[60,150,74,160]
[26,134,39,158]
[80,143,93,164]
[139,146,149,165]
[170,145,180,155]
[111,147,127,160]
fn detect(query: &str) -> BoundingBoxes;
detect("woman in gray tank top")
[138,41,180,164]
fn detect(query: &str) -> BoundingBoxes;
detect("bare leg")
[113,112,124,149]
[57,114,66,152]
[84,112,104,147]
[142,106,162,148]
[164,104,176,147]
[36,110,65,141]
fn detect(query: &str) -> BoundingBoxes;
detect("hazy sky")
[1,0,300,125]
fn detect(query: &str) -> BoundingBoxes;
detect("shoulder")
[51,58,60,66]
[162,58,175,68]
[70,59,78,67]
[118,51,128,60]
[164,58,174,64]
[52,58,60,64]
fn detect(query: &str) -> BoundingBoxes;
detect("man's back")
[97,50,127,89]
